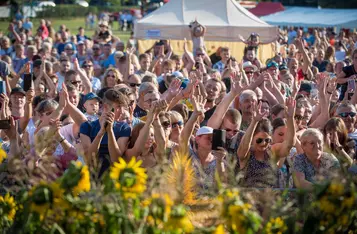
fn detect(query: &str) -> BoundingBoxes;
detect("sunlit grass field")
[0,17,131,43]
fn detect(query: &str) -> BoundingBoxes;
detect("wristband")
[59,137,65,143]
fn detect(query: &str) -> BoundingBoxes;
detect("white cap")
[242,61,258,72]
[172,71,184,78]
[196,126,213,137]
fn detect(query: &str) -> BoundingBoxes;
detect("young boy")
[83,92,100,122]
[189,20,206,56]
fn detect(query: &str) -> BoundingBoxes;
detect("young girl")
[189,20,206,56]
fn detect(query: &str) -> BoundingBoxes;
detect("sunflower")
[164,204,194,233]
[110,157,147,199]
[0,193,17,221]
[72,162,91,195]
[144,193,174,225]
[29,182,66,219]
[0,144,7,164]
[264,217,288,234]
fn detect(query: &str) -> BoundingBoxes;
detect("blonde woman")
[102,67,123,89]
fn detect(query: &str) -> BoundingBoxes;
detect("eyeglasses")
[225,128,239,134]
[294,115,304,121]
[338,112,357,118]
[162,121,171,128]
[129,83,141,87]
[172,121,184,128]
[256,138,272,144]
[71,80,82,85]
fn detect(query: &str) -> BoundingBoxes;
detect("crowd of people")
[1,16,357,193]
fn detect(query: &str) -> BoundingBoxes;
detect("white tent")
[261,7,357,30]
[134,0,278,42]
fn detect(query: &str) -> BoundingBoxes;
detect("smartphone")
[0,119,10,129]
[212,129,226,150]
[0,81,6,95]
[23,73,33,92]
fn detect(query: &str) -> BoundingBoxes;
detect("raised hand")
[231,76,244,96]
[167,79,183,99]
[25,88,35,104]
[59,84,68,109]
[191,94,206,119]
[183,38,188,53]
[73,58,80,71]
[285,97,296,118]
[0,93,9,120]
[146,103,158,123]
[253,102,267,122]
[291,76,300,98]
[4,117,17,140]
[212,147,227,161]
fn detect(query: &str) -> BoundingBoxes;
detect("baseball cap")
[78,41,85,45]
[279,63,288,71]
[11,87,26,96]
[299,82,313,94]
[33,59,42,68]
[267,61,279,69]
[114,51,125,59]
[196,126,213,137]
[84,92,101,103]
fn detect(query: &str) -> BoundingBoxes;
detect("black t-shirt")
[133,105,147,118]
[158,80,167,94]
[339,65,357,101]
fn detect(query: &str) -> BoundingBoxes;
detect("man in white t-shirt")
[56,57,71,92]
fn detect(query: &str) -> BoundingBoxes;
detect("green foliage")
[36,4,131,18]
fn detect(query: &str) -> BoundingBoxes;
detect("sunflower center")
[119,168,137,188]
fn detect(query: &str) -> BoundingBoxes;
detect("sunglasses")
[71,80,81,85]
[197,53,204,57]
[294,115,304,121]
[339,112,357,118]
[107,75,116,78]
[245,71,254,74]
[256,138,272,144]
[162,121,171,128]
[83,65,93,68]
[172,121,184,128]
[129,83,141,87]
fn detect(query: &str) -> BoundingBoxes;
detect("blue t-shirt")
[80,119,131,175]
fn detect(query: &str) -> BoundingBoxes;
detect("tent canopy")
[249,2,285,17]
[134,0,278,42]
[261,7,357,29]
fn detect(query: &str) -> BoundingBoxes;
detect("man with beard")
[238,90,258,131]
[207,78,245,154]
[201,78,222,126]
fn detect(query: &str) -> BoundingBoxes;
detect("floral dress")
[241,150,277,188]
[293,153,340,183]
